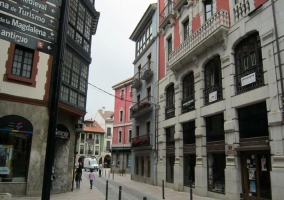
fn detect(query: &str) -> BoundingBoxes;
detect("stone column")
[174,123,183,191]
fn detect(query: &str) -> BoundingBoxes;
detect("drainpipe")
[271,0,284,102]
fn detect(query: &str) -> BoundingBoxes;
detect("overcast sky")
[85,0,157,119]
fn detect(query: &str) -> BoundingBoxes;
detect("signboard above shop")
[56,124,70,140]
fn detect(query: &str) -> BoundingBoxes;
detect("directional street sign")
[0,13,57,43]
[0,0,59,31]
[0,25,56,55]
[47,0,62,7]
[12,0,61,19]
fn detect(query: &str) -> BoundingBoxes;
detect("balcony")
[130,96,154,118]
[168,9,229,71]
[159,2,175,29]
[131,135,151,149]
[132,71,142,89]
[141,61,154,81]
[233,0,252,22]
[181,95,195,113]
[235,64,264,95]
[203,82,223,105]
[165,104,175,119]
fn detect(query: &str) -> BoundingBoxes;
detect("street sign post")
[0,25,56,55]
[12,0,61,19]
[0,14,57,43]
[0,0,59,31]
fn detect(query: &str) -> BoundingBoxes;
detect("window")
[146,122,150,136]
[204,0,213,21]
[147,157,151,177]
[118,131,122,143]
[183,19,190,41]
[61,49,88,108]
[167,36,172,60]
[95,135,99,144]
[80,134,85,143]
[235,33,264,94]
[106,141,110,151]
[0,116,32,182]
[166,126,175,146]
[147,86,151,101]
[165,84,175,119]
[136,126,139,137]
[121,89,125,100]
[182,72,195,113]
[88,134,92,139]
[95,146,99,155]
[184,155,195,186]
[4,43,39,87]
[68,0,92,53]
[183,121,195,144]
[205,56,221,88]
[206,113,224,142]
[119,110,123,122]
[80,145,84,154]
[147,54,151,69]
[128,130,132,143]
[166,155,175,183]
[238,102,268,138]
[107,128,111,137]
[208,153,225,193]
[136,23,152,57]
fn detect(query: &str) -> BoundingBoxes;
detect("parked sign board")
[0,0,59,31]
[12,0,60,19]
[0,13,57,43]
[46,0,61,7]
[0,25,56,55]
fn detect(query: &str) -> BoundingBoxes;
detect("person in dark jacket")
[75,163,82,189]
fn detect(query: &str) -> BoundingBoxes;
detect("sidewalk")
[11,169,218,200]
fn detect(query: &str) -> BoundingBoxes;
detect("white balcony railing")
[233,0,252,22]
[168,9,229,69]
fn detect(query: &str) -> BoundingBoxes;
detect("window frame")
[183,19,190,41]
[204,0,213,21]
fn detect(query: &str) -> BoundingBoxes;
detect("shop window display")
[207,153,225,193]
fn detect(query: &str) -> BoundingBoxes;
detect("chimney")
[102,107,105,114]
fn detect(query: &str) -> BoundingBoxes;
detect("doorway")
[241,151,271,200]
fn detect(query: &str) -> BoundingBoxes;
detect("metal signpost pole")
[41,0,69,199]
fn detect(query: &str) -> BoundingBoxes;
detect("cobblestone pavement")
[11,169,219,200]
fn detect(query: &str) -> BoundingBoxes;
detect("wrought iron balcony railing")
[233,0,251,22]
[141,61,154,81]
[131,135,150,148]
[130,96,154,118]
[203,82,223,105]
[165,104,175,119]
[181,95,195,113]
[132,71,142,89]
[159,1,175,28]
[168,9,229,71]
[235,64,264,95]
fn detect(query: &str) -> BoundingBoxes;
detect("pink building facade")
[111,77,133,173]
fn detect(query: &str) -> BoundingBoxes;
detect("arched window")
[235,32,264,94]
[204,56,222,105]
[165,84,175,119]
[182,72,195,113]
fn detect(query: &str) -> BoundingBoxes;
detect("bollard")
[190,185,193,200]
[143,197,147,200]
[118,186,122,200]
[105,169,106,177]
[106,180,108,200]
[162,180,165,199]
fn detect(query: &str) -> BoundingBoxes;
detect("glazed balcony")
[235,64,264,95]
[181,94,195,113]
[141,61,154,81]
[168,9,229,71]
[233,0,252,22]
[131,135,151,149]
[130,96,154,118]
[132,71,142,89]
[159,1,175,29]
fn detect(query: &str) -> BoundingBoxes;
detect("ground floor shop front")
[0,100,77,196]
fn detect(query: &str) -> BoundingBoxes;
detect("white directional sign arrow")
[48,46,52,50]
[50,19,54,23]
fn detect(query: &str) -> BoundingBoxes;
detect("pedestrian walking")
[99,163,102,177]
[75,162,82,189]
[89,169,95,189]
